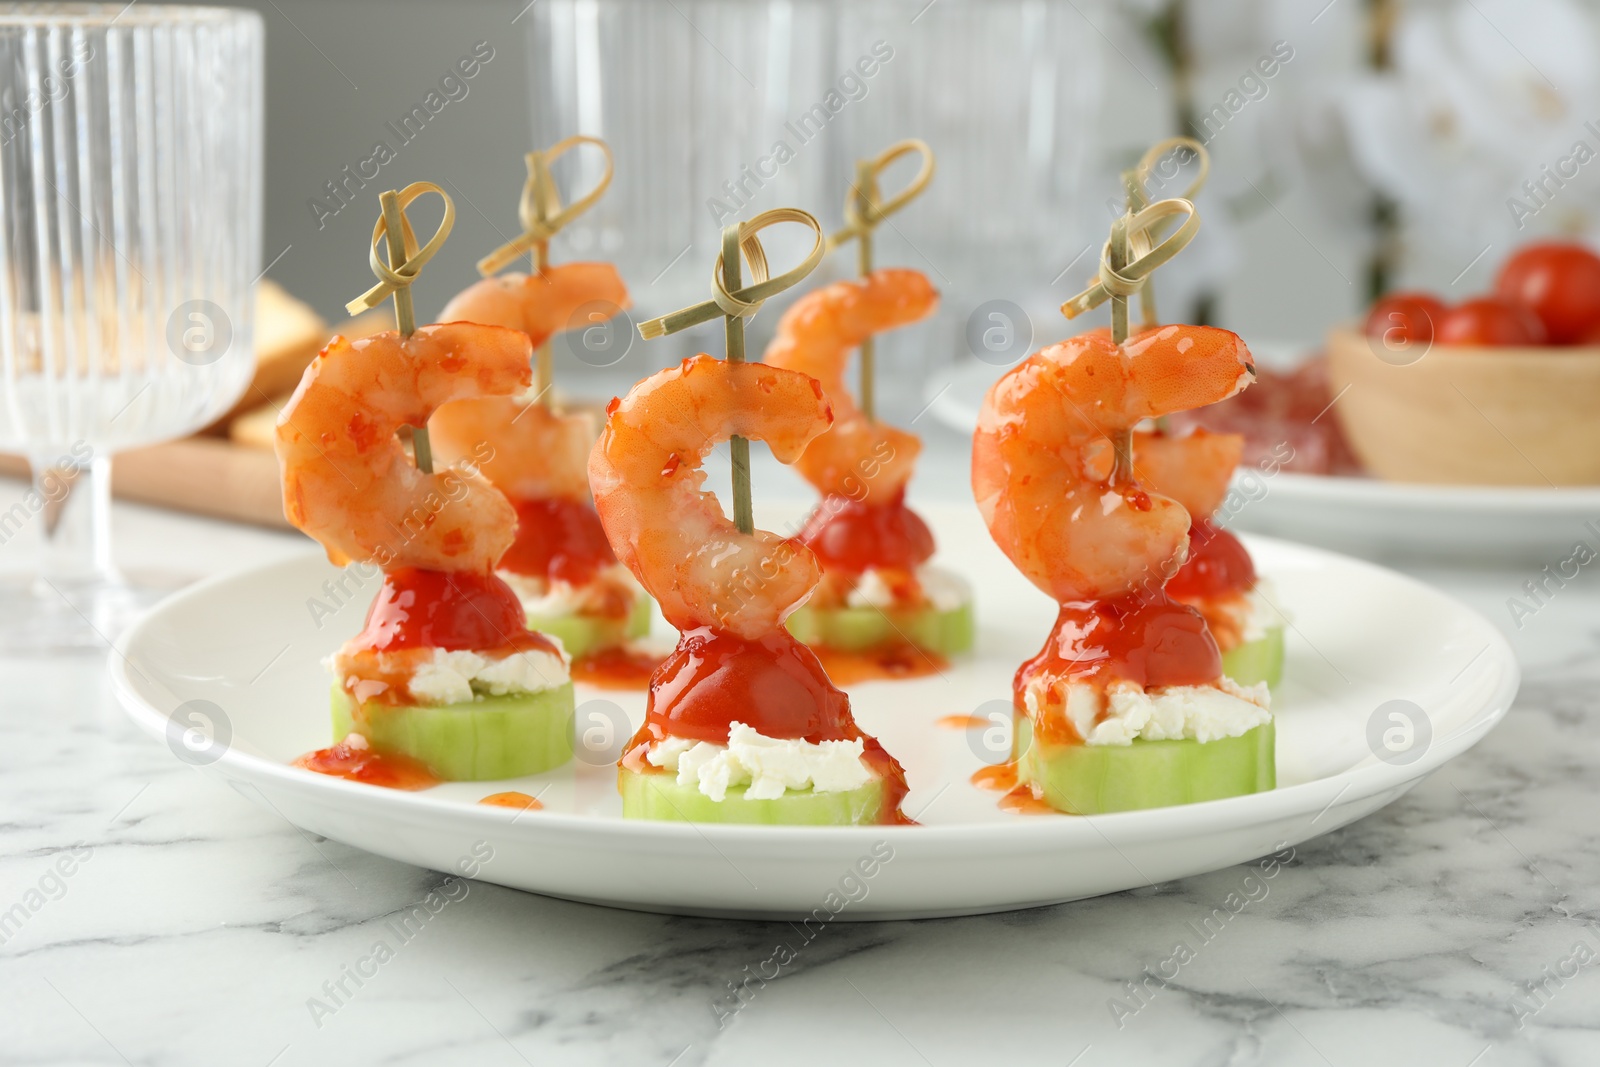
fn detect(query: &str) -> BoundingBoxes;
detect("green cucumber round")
[332,683,575,781]
[619,766,886,825]
[1220,624,1284,690]
[526,592,651,660]
[786,597,974,657]
[1015,714,1275,815]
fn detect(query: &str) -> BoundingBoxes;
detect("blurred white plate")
[927,358,1600,566]
[112,503,1516,920]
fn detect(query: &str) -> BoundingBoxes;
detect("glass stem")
[29,450,116,593]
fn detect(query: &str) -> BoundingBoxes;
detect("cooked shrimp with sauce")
[592,355,911,825]
[764,268,973,676]
[428,262,654,675]
[276,322,577,784]
[971,322,1276,815]
[1132,424,1285,689]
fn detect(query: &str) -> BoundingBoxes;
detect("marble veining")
[3,469,1600,1066]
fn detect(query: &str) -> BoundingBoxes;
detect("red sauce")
[937,714,987,730]
[623,626,912,824]
[1015,592,1221,745]
[970,762,1018,791]
[498,496,617,590]
[571,645,664,690]
[813,645,948,685]
[352,567,559,658]
[798,490,935,575]
[479,791,542,810]
[970,763,1059,814]
[294,738,440,790]
[999,783,1059,815]
[1166,519,1256,600]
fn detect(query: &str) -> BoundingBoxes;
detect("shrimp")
[432,399,596,503]
[971,324,1254,602]
[589,355,833,639]
[1131,427,1243,520]
[429,262,629,502]
[276,324,533,572]
[437,262,629,345]
[763,268,938,504]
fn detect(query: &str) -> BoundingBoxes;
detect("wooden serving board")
[0,436,294,530]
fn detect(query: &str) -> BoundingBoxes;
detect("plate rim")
[109,525,1521,853]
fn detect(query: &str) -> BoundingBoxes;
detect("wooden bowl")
[1325,326,1600,486]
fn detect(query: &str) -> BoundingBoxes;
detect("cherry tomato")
[1494,242,1600,344]
[1435,297,1547,347]
[1364,291,1447,344]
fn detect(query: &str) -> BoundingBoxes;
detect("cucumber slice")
[526,592,651,660]
[331,683,575,781]
[1220,625,1284,690]
[1015,715,1275,814]
[619,766,887,825]
[786,597,974,657]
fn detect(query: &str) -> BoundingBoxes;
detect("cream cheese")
[646,722,873,801]
[844,565,968,612]
[329,643,571,707]
[407,647,571,705]
[1023,675,1271,746]
[501,562,641,619]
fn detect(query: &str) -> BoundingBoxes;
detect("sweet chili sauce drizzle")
[998,783,1059,815]
[293,737,441,791]
[571,645,664,690]
[812,644,948,685]
[969,763,1057,815]
[498,496,618,589]
[622,626,913,825]
[479,791,543,810]
[970,762,1017,791]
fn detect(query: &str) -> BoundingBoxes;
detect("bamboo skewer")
[853,160,877,421]
[476,136,615,407]
[1124,137,1210,330]
[824,139,934,423]
[637,208,826,536]
[1061,195,1202,488]
[722,223,754,534]
[345,181,456,475]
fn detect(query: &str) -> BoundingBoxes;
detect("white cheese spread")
[844,565,968,612]
[646,722,873,801]
[1023,675,1270,746]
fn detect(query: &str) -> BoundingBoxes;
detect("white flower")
[1339,0,1600,259]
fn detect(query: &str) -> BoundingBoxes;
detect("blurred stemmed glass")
[0,4,263,652]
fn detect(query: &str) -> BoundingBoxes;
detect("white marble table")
[3,433,1598,1067]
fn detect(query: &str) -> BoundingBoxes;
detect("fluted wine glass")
[0,4,263,652]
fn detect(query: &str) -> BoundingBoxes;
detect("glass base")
[0,570,190,656]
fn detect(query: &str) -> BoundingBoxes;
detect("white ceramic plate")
[927,357,1600,566]
[112,503,1517,920]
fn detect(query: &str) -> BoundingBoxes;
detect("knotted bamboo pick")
[824,139,935,423]
[476,135,615,406]
[345,181,456,474]
[1122,137,1209,329]
[1061,196,1201,484]
[637,208,826,535]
